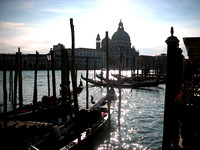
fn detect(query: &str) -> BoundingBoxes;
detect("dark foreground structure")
[162,27,200,149]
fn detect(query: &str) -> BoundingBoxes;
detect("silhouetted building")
[97,20,139,69]
[0,53,48,70]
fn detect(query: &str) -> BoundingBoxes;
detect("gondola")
[30,87,117,150]
[3,80,84,121]
[81,74,159,88]
[81,74,133,88]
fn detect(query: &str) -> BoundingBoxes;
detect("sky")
[0,0,200,57]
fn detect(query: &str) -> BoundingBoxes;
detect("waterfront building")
[52,43,104,70]
[0,53,48,70]
[97,20,139,69]
[0,20,167,71]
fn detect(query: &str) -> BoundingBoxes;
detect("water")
[0,70,164,150]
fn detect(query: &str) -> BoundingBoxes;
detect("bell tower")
[96,33,101,49]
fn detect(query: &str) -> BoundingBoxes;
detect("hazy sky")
[0,0,200,57]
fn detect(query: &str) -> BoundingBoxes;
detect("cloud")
[0,22,26,29]
[0,21,53,53]
[0,36,53,54]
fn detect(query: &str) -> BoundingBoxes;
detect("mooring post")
[46,51,51,97]
[86,57,89,109]
[9,60,14,106]
[60,47,68,122]
[50,49,57,124]
[61,47,68,105]
[3,58,7,128]
[70,18,79,118]
[33,51,39,113]
[105,31,110,121]
[94,60,96,79]
[13,51,18,118]
[162,27,183,149]
[18,47,23,109]
[66,50,72,118]
[118,53,122,123]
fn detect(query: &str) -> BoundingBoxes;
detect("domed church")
[96,20,139,69]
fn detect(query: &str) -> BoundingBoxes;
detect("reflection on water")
[0,70,164,149]
[92,86,164,150]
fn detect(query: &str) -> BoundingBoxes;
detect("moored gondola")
[30,88,117,150]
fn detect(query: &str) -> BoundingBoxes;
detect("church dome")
[112,20,130,43]
[101,36,111,49]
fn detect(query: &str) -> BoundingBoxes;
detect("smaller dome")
[101,36,111,49]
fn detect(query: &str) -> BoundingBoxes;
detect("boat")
[111,73,132,83]
[81,74,133,88]
[30,87,117,150]
[82,74,159,89]
[132,79,159,88]
[2,80,84,121]
[112,73,166,84]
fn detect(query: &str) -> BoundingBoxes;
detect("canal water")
[0,70,164,150]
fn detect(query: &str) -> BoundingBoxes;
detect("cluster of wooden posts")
[1,18,117,129]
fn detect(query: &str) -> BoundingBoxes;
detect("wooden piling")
[47,52,50,97]
[66,50,72,118]
[33,51,39,112]
[118,53,122,123]
[9,61,13,105]
[18,48,23,109]
[61,47,68,105]
[70,18,79,118]
[3,59,7,128]
[50,49,57,124]
[94,60,96,79]
[86,57,89,109]
[105,31,110,121]
[13,52,18,115]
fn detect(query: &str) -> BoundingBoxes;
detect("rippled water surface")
[0,70,164,150]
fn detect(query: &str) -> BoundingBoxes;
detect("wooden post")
[47,52,50,97]
[162,27,183,149]
[137,59,139,77]
[60,47,68,122]
[86,57,89,109]
[50,49,57,124]
[61,47,68,105]
[9,61,13,106]
[33,51,39,112]
[18,47,23,109]
[118,53,122,123]
[3,59,7,128]
[66,50,72,118]
[94,60,96,79]
[70,18,79,118]
[105,31,110,121]
[13,51,18,115]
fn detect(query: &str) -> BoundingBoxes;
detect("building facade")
[96,20,139,69]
